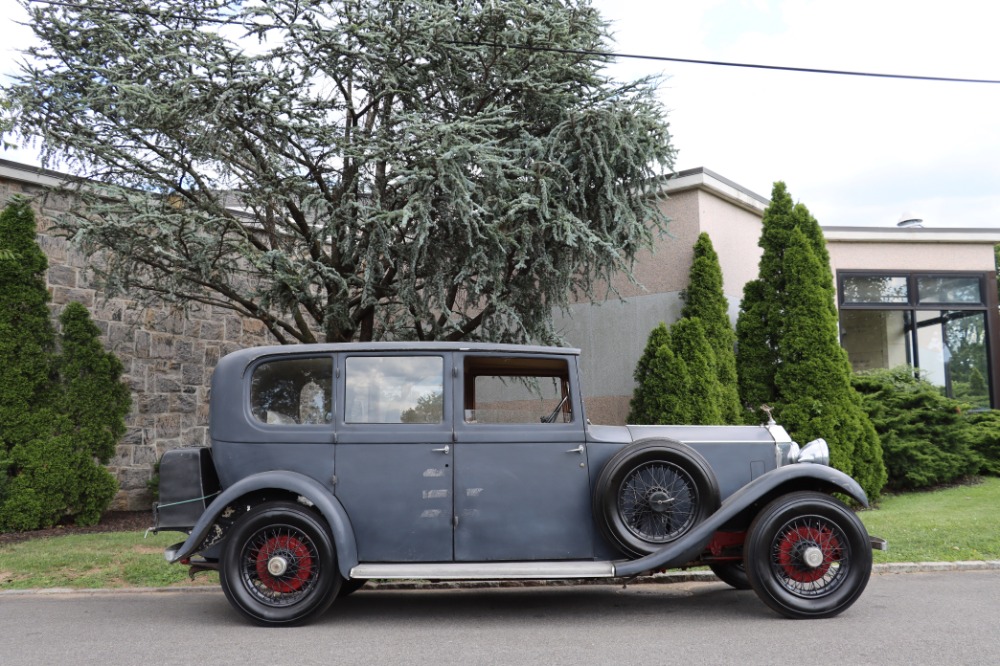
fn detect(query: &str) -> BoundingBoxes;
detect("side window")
[464,356,572,424]
[344,356,444,424]
[250,357,333,425]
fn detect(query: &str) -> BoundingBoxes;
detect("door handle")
[432,445,450,454]
[566,445,584,454]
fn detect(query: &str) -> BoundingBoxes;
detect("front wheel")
[744,491,872,619]
[219,501,341,626]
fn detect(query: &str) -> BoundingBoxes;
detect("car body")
[155,342,884,625]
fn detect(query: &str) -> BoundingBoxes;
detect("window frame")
[837,269,999,409]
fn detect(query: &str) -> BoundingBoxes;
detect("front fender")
[167,471,359,579]
[613,464,868,578]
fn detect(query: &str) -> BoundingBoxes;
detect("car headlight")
[797,438,830,466]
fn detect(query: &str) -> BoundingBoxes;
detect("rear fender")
[167,471,359,579]
[613,464,868,578]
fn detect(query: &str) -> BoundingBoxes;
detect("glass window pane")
[251,357,333,425]
[839,310,912,372]
[841,276,909,304]
[916,276,982,304]
[464,357,572,424]
[915,311,991,408]
[345,356,443,424]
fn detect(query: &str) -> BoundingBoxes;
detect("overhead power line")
[447,41,1000,85]
[24,2,1000,85]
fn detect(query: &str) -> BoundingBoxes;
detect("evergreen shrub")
[0,198,130,531]
[851,367,982,490]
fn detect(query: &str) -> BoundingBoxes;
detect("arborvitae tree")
[669,317,722,425]
[736,183,834,421]
[0,196,57,520]
[0,197,55,440]
[735,184,886,500]
[57,302,131,463]
[681,232,741,423]
[628,324,693,424]
[7,0,674,345]
[0,200,128,530]
[54,302,130,524]
[628,323,672,423]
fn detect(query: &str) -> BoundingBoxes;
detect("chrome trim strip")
[350,561,616,580]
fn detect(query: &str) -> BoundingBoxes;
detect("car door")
[334,352,454,563]
[452,353,595,562]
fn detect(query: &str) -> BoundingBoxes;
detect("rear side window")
[345,356,444,424]
[463,356,572,424]
[250,357,333,425]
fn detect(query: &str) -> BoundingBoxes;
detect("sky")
[2,0,999,229]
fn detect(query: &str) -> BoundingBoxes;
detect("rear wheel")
[220,501,340,625]
[744,491,872,619]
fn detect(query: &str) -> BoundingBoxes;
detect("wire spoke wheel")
[220,501,339,625]
[769,516,849,597]
[241,525,320,606]
[745,491,872,619]
[594,440,719,558]
[618,461,698,543]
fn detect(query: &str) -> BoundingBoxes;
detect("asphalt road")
[3,571,998,665]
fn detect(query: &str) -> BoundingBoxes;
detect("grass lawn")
[860,476,1000,563]
[2,478,999,590]
[0,530,218,591]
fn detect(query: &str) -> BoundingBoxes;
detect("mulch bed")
[0,511,154,547]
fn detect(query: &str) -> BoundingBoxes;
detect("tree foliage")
[681,232,740,423]
[735,183,886,500]
[4,0,674,344]
[627,323,692,425]
[0,198,129,531]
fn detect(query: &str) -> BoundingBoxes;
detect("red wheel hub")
[776,525,841,583]
[254,535,313,593]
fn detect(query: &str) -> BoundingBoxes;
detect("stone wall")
[1,172,273,511]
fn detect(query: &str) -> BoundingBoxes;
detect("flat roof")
[822,225,1000,244]
[662,167,769,214]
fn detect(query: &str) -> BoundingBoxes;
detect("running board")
[350,561,616,580]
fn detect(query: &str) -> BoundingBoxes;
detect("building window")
[838,271,994,409]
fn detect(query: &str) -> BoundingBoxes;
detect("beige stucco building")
[556,168,1000,423]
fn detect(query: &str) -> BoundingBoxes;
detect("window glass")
[464,357,571,424]
[251,357,332,425]
[841,275,909,304]
[916,276,982,304]
[345,356,444,424]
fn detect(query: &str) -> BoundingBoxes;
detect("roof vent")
[897,213,924,228]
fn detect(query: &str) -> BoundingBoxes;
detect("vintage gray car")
[155,342,884,625]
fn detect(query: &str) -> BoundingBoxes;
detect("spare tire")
[593,439,720,558]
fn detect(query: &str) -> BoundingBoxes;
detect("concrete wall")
[559,182,767,426]
[1,175,273,510]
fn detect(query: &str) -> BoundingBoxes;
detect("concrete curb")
[3,560,999,596]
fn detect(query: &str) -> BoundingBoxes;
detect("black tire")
[219,501,341,626]
[744,491,872,619]
[709,562,752,590]
[594,440,720,558]
[338,578,368,597]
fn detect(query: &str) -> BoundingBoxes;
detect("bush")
[964,409,1000,476]
[852,367,982,490]
[0,199,129,531]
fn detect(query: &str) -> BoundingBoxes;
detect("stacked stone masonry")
[2,177,272,511]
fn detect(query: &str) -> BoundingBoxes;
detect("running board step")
[350,561,616,580]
